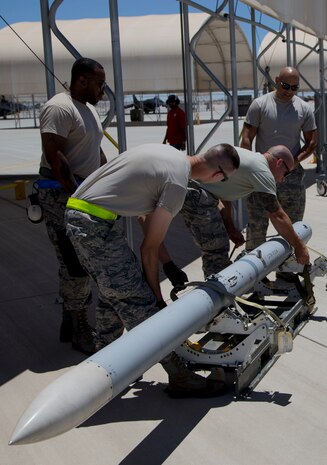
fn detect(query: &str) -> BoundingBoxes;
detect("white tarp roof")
[242,0,327,39]
[258,29,325,91]
[0,13,253,95]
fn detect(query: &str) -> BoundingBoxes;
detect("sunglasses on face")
[219,165,229,182]
[281,160,292,178]
[280,81,299,92]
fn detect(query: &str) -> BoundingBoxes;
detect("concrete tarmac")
[1,119,327,465]
[0,113,235,175]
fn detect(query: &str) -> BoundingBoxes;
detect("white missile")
[9,221,312,445]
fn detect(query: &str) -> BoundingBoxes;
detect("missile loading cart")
[174,246,327,396]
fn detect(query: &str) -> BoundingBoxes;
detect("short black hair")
[203,143,240,172]
[166,94,180,105]
[70,57,104,85]
[220,143,240,169]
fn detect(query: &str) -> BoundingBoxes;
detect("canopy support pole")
[40,0,55,99]
[181,2,195,155]
[109,0,133,249]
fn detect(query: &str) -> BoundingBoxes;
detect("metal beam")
[39,0,55,99]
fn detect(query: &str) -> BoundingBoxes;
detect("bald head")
[265,145,294,183]
[278,66,299,81]
[275,66,300,101]
[266,145,294,170]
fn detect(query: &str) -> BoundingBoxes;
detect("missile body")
[9,222,312,445]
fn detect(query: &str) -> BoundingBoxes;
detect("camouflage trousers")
[65,209,158,349]
[181,185,231,278]
[246,164,306,250]
[38,188,91,314]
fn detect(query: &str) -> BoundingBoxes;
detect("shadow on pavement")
[80,381,233,465]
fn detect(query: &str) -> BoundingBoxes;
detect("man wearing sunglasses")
[65,143,239,398]
[240,67,317,265]
[38,58,108,355]
[181,145,309,278]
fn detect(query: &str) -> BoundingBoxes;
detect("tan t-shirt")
[200,147,276,201]
[39,92,103,178]
[245,92,316,155]
[73,143,191,217]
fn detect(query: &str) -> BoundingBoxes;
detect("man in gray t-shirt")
[65,143,240,398]
[181,145,309,278]
[38,57,108,356]
[241,66,317,251]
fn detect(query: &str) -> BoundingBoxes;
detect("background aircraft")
[0,95,27,119]
[131,94,166,114]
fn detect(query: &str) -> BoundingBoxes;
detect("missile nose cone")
[9,361,113,445]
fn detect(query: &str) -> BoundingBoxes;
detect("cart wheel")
[317,180,327,196]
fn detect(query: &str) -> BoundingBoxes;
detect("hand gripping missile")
[9,222,312,445]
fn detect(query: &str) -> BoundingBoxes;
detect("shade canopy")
[242,0,327,39]
[258,29,326,91]
[0,13,253,95]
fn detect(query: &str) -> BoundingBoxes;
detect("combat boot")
[59,311,73,342]
[161,352,227,398]
[71,308,96,355]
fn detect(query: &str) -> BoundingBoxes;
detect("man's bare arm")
[295,129,318,165]
[140,208,173,302]
[219,200,245,246]
[138,216,171,265]
[255,192,310,265]
[41,133,78,194]
[240,122,257,150]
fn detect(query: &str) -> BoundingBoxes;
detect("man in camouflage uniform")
[240,66,317,252]
[38,58,107,354]
[181,145,310,278]
[65,142,240,398]
[182,180,232,277]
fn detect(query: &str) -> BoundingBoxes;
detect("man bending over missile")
[181,145,310,278]
[65,142,240,398]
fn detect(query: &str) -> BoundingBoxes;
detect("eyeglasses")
[281,160,292,178]
[219,165,229,182]
[280,81,299,92]
[84,76,106,89]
